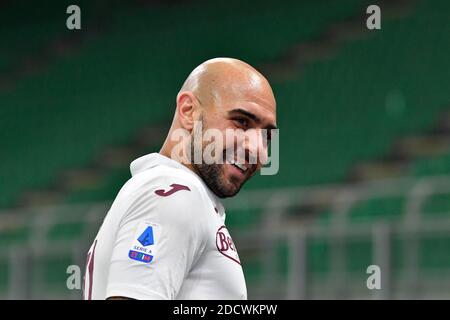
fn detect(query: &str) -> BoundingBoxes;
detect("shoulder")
[120,165,207,202]
[112,164,211,225]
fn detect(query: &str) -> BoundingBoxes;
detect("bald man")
[83,58,277,300]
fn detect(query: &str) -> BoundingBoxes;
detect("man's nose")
[242,129,268,165]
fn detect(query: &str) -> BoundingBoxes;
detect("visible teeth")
[227,157,247,172]
[235,162,247,171]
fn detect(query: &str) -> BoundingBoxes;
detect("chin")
[194,163,245,198]
[219,185,240,198]
[217,177,245,198]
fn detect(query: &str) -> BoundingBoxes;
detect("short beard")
[194,162,240,198]
[189,116,243,198]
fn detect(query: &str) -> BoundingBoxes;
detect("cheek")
[211,127,234,152]
[258,145,269,165]
[223,133,236,151]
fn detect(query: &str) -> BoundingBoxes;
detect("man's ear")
[176,92,197,131]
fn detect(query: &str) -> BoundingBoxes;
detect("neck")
[159,130,196,174]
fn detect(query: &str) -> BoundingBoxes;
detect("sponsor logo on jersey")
[155,183,190,197]
[129,222,160,263]
[216,226,241,265]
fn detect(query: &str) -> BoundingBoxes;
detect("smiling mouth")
[230,160,247,173]
[223,152,257,177]
[227,157,257,178]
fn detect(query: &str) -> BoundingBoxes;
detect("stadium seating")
[0,0,374,208]
[0,0,449,298]
[0,0,128,75]
[239,0,450,288]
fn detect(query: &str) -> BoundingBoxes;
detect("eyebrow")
[228,108,278,130]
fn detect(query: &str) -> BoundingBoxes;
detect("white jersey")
[83,153,247,300]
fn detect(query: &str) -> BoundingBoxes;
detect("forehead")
[219,86,277,126]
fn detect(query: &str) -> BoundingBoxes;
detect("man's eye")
[234,118,249,127]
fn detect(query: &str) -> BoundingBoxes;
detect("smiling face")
[186,59,277,198]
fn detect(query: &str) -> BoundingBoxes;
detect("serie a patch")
[128,221,160,263]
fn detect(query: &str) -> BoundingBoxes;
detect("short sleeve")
[105,175,208,300]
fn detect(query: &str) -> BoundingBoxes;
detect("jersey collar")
[130,153,225,214]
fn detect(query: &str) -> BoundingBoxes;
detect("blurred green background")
[0,0,449,299]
